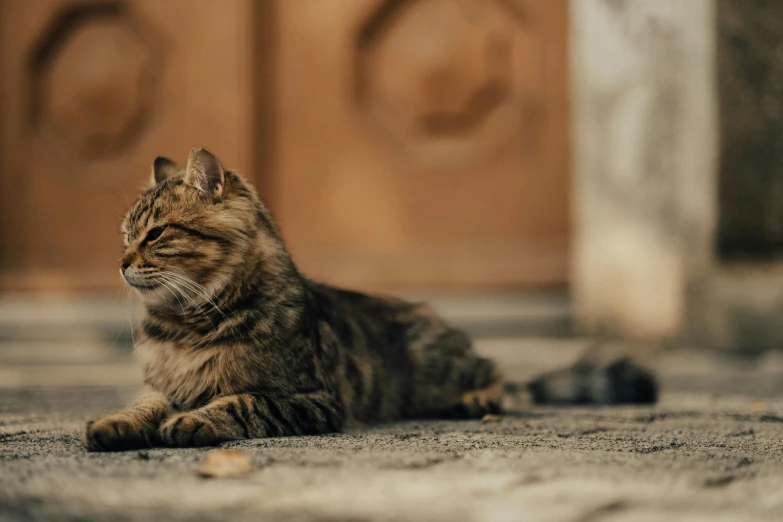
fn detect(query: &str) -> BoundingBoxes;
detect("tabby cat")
[82,147,656,451]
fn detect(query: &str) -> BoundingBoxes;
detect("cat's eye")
[146,226,167,243]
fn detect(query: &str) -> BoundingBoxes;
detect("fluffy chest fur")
[135,336,287,410]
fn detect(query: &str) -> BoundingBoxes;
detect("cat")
[82,147,657,451]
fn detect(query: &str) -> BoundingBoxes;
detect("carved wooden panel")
[355,0,542,164]
[29,1,166,161]
[275,0,569,290]
[0,0,258,292]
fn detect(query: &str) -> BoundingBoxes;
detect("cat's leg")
[158,390,343,447]
[82,389,173,452]
[426,353,502,418]
[453,367,504,417]
[411,327,504,419]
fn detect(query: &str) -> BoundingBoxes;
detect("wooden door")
[272,0,570,291]
[0,0,568,294]
[0,0,258,292]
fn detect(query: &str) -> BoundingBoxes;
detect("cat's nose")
[120,257,132,272]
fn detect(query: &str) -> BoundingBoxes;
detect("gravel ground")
[2,340,783,522]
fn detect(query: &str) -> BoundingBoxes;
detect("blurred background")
[8,3,783,519]
[0,0,781,361]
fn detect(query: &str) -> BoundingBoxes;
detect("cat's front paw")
[159,413,222,447]
[82,415,155,452]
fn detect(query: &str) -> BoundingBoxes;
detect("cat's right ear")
[150,156,181,185]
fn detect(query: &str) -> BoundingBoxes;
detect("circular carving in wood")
[29,2,166,161]
[355,0,542,165]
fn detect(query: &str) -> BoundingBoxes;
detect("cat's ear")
[185,147,226,198]
[150,156,181,185]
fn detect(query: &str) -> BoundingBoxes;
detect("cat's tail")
[504,356,659,407]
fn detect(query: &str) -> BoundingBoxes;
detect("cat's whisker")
[158,275,217,320]
[153,276,187,316]
[163,270,228,311]
[162,268,228,306]
[160,271,232,322]
[158,271,253,344]
[125,287,136,347]
[155,274,220,334]
[166,278,245,342]
[156,273,209,313]
[149,280,191,343]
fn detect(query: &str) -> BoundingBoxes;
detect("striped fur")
[82,147,502,451]
[525,357,658,406]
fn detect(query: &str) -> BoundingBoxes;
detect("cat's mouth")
[120,270,160,292]
[127,280,159,291]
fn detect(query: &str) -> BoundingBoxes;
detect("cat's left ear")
[185,147,226,198]
[150,156,181,186]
